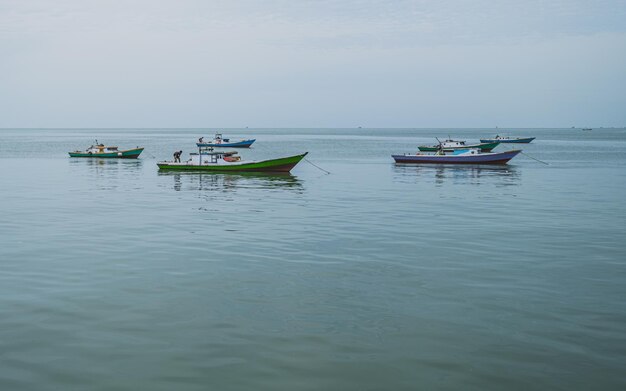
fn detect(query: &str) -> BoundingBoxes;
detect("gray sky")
[1,0,625,128]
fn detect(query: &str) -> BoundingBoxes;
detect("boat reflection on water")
[71,157,143,166]
[69,156,143,174]
[67,157,145,191]
[158,171,304,192]
[393,164,521,186]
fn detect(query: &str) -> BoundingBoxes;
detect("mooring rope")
[503,145,548,165]
[519,150,549,165]
[304,158,331,174]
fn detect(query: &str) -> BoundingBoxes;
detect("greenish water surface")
[1,128,625,390]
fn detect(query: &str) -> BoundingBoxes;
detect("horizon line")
[0,126,620,130]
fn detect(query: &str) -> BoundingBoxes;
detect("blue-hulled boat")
[392,148,521,165]
[480,136,535,143]
[197,133,255,148]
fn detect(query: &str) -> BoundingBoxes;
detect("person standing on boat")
[173,150,182,162]
[199,137,203,143]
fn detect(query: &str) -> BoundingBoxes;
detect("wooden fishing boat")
[158,148,307,172]
[69,143,144,158]
[418,139,499,152]
[197,133,255,148]
[392,148,521,165]
[480,136,535,143]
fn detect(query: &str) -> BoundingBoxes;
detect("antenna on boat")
[435,137,444,155]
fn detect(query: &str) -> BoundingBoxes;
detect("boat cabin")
[214,133,230,142]
[188,147,240,164]
[85,144,119,153]
[441,140,467,148]
[452,149,481,155]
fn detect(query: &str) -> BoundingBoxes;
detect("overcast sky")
[1,0,625,128]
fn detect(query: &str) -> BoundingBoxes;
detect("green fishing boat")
[158,149,308,173]
[69,142,144,158]
[418,140,499,152]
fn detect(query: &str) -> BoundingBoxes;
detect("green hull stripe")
[158,154,306,172]
[418,142,499,152]
[69,148,144,158]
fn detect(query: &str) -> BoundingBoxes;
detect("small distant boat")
[480,135,535,143]
[69,142,143,158]
[158,148,307,172]
[582,128,592,131]
[392,148,521,165]
[197,133,255,148]
[418,139,499,152]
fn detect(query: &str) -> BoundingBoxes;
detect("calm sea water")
[1,128,625,390]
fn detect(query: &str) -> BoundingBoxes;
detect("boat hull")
[418,142,499,152]
[480,137,535,143]
[197,139,255,148]
[392,150,521,165]
[68,148,144,158]
[158,153,307,172]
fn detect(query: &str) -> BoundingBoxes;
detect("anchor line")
[504,146,549,165]
[520,151,549,165]
[304,158,331,174]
